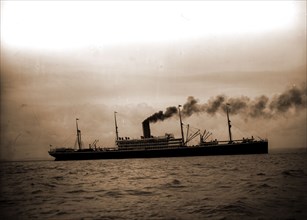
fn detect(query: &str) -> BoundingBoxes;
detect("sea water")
[1,153,307,219]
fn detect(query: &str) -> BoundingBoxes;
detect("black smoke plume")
[144,85,306,122]
[182,86,306,118]
[144,106,178,123]
[182,96,203,116]
[269,86,306,113]
[249,96,270,118]
[206,95,226,115]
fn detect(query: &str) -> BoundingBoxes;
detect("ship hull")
[49,141,268,161]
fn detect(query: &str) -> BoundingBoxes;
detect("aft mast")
[76,118,82,150]
[226,104,233,143]
[114,111,119,141]
[178,105,185,146]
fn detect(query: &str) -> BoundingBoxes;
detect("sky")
[1,1,306,161]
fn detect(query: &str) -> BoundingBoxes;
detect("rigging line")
[231,120,252,137]
[230,126,244,140]
[62,132,75,146]
[211,128,224,141]
[183,124,200,134]
[185,123,201,131]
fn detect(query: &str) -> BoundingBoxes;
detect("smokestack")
[142,120,151,138]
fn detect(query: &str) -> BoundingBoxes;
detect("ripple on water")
[66,189,87,194]
[104,190,124,198]
[1,153,306,220]
[213,200,256,217]
[282,169,306,178]
[124,189,155,196]
[161,179,186,189]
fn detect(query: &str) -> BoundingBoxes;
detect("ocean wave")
[161,179,186,189]
[104,190,124,198]
[53,175,64,180]
[31,189,43,194]
[124,189,155,196]
[40,182,57,188]
[214,200,256,217]
[66,189,87,194]
[257,183,271,188]
[1,153,307,219]
[282,169,306,177]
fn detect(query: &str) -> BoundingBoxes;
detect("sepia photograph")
[1,1,306,219]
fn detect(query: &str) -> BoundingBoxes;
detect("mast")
[186,124,189,144]
[226,104,233,143]
[178,105,185,146]
[76,118,82,150]
[114,111,119,141]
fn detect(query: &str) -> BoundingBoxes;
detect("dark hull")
[49,141,268,161]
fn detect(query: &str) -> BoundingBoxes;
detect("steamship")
[48,105,268,161]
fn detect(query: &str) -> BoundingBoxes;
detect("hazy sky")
[1,1,306,160]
